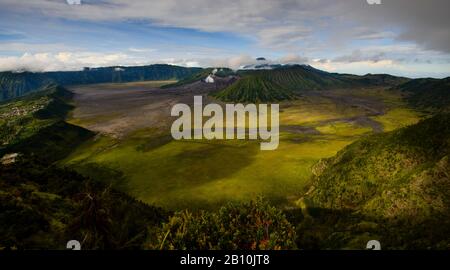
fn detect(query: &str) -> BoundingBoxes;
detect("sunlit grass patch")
[371,108,422,132]
[63,127,355,210]
[316,122,372,137]
[279,96,365,126]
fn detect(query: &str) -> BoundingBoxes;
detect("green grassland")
[357,88,424,131]
[371,108,422,132]
[64,132,353,209]
[63,87,423,210]
[279,95,362,126]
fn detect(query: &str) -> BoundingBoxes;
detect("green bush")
[157,199,296,250]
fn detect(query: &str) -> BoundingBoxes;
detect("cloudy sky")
[0,0,449,78]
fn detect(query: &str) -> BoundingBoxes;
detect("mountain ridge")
[298,113,450,249]
[393,77,450,112]
[214,65,409,103]
[0,64,202,101]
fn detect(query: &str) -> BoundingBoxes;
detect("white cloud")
[1,50,448,78]
[128,47,156,53]
[0,51,306,72]
[66,0,82,5]
[279,54,309,65]
[212,55,256,70]
[161,58,201,67]
[0,50,210,72]
[312,59,450,78]
[0,52,135,72]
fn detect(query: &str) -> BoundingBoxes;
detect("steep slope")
[0,72,53,101]
[394,77,450,112]
[0,64,203,101]
[0,85,93,161]
[0,154,168,250]
[302,114,450,249]
[341,73,409,87]
[310,114,450,210]
[214,73,297,102]
[214,65,408,103]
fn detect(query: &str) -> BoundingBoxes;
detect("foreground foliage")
[156,199,296,250]
[0,156,167,249]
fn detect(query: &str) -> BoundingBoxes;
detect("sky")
[0,0,449,78]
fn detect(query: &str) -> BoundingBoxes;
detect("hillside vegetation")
[394,77,450,112]
[0,85,93,161]
[158,199,296,250]
[0,156,168,249]
[214,73,297,102]
[299,114,450,249]
[0,65,202,101]
[215,65,408,103]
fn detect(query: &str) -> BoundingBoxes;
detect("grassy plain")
[63,84,424,210]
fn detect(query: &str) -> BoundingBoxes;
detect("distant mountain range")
[0,64,202,101]
[1,63,449,110]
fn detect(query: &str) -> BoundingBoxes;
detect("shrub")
[157,199,296,250]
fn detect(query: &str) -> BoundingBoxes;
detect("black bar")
[0,251,447,269]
